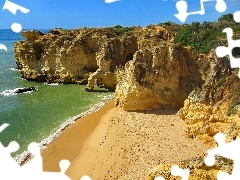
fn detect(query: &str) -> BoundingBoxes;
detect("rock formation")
[15,87,36,94]
[114,43,204,110]
[15,25,179,90]
[85,36,138,91]
[148,156,233,180]
[178,50,240,145]
[148,50,240,179]
[15,29,117,84]
[21,30,44,41]
[14,24,240,179]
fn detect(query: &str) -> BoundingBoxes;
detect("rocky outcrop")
[114,43,204,111]
[21,30,44,41]
[148,156,233,180]
[15,25,179,90]
[178,50,240,145]
[15,87,36,94]
[85,36,138,91]
[15,28,118,84]
[147,50,240,180]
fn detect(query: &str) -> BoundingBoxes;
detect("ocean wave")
[0,88,18,96]
[44,82,62,86]
[14,96,113,164]
[9,68,20,71]
[0,88,35,97]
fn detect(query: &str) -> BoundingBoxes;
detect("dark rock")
[15,87,36,94]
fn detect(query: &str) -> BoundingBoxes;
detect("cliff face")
[15,25,178,89]
[178,50,240,145]
[148,51,240,180]
[15,25,240,179]
[114,43,204,110]
[85,36,138,91]
[15,29,118,84]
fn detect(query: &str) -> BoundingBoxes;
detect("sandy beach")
[41,99,211,180]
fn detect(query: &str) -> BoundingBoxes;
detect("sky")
[0,0,240,29]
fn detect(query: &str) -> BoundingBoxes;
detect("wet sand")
[41,99,211,180]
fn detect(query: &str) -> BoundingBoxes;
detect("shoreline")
[14,94,114,165]
[13,94,212,179]
[39,102,211,179]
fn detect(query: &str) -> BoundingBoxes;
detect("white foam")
[14,94,114,164]
[44,82,62,86]
[0,88,18,97]
[0,88,36,97]
[9,68,20,71]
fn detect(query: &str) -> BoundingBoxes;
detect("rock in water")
[15,87,36,94]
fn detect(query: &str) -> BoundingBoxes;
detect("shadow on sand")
[132,108,180,115]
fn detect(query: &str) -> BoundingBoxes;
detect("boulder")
[15,87,36,94]
[21,30,44,41]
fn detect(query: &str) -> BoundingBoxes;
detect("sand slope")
[41,100,211,180]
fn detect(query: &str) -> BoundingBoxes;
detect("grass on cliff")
[174,14,240,54]
[112,25,134,36]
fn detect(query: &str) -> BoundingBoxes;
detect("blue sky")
[0,0,240,29]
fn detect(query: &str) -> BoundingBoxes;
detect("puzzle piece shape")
[154,165,189,180]
[175,0,226,22]
[0,123,9,132]
[204,133,240,179]
[2,0,30,33]
[234,11,240,23]
[171,165,190,180]
[154,176,165,180]
[0,124,92,179]
[0,140,23,179]
[21,142,43,173]
[2,0,30,15]
[105,0,119,3]
[20,142,72,179]
[80,175,92,180]
[215,27,240,78]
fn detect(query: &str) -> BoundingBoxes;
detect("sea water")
[0,29,113,156]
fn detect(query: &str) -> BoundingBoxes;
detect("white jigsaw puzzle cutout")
[2,0,30,33]
[216,11,240,78]
[1,0,30,50]
[0,124,92,180]
[1,0,239,179]
[154,165,190,180]
[205,132,240,180]
[105,0,119,3]
[175,0,227,22]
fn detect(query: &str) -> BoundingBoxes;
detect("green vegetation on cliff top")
[109,14,240,54]
[112,25,135,37]
[174,13,240,54]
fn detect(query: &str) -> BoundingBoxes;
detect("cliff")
[15,29,117,85]
[178,50,240,145]
[15,25,179,90]
[14,24,240,179]
[148,51,240,179]
[114,43,204,110]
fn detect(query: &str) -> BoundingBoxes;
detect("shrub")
[113,25,134,36]
[173,14,240,54]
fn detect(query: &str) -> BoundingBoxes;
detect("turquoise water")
[0,29,113,156]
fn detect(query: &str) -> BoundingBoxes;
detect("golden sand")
[41,99,210,180]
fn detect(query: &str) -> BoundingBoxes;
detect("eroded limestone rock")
[114,43,204,111]
[15,29,117,83]
[148,156,233,180]
[21,30,44,41]
[15,25,179,90]
[85,36,138,91]
[178,50,240,144]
